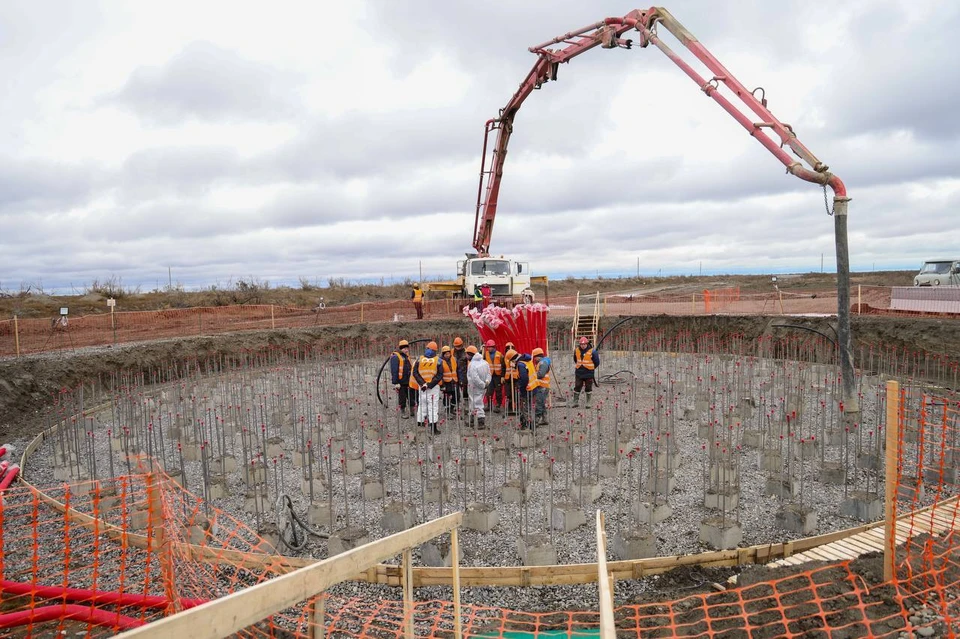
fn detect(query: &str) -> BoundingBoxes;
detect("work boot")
[585,392,593,409]
[477,417,486,429]
[572,391,580,407]
[537,415,548,426]
[401,407,409,419]
[493,405,502,414]
[431,422,441,436]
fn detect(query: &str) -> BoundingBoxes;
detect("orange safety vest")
[413,288,423,302]
[484,350,503,375]
[504,357,519,380]
[523,360,539,392]
[574,347,595,371]
[441,357,457,383]
[537,361,551,389]
[392,351,405,379]
[409,356,438,390]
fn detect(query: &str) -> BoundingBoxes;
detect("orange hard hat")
[531,347,544,357]
[453,337,464,347]
[505,341,515,349]
[465,345,478,354]
[441,345,451,353]
[427,341,438,351]
[505,348,518,361]
[398,339,409,348]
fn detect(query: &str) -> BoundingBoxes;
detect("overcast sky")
[0,0,957,293]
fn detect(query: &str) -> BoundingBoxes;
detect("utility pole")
[419,261,422,284]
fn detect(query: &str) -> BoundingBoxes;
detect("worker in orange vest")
[439,345,459,416]
[411,341,441,434]
[389,339,415,419]
[573,336,600,408]
[532,347,551,426]
[411,284,424,320]
[503,341,519,415]
[483,339,504,414]
[453,336,469,402]
[512,350,538,430]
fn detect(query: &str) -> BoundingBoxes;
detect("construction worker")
[389,339,414,418]
[439,345,459,415]
[512,350,538,430]
[453,337,469,402]
[411,284,424,320]
[473,285,483,310]
[411,340,441,434]
[532,347,551,425]
[466,345,490,428]
[480,282,492,309]
[483,339,504,413]
[573,336,600,409]
[503,341,519,415]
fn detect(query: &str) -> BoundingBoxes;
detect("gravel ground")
[9,348,957,615]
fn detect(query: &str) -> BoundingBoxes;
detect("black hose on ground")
[276,494,329,553]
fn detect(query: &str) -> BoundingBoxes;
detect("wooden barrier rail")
[114,512,463,639]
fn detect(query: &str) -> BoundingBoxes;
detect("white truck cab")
[914,259,960,286]
[458,255,531,298]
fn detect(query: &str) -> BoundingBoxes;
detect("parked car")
[914,259,960,286]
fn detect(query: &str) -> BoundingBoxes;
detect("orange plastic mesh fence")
[2,397,959,636]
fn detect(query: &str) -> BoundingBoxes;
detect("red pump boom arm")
[472,6,848,256]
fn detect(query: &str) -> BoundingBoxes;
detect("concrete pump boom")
[472,7,857,413]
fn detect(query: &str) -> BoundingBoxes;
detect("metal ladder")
[572,291,601,345]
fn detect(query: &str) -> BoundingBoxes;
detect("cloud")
[108,41,301,124]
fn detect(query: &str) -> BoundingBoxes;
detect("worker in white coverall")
[466,348,491,428]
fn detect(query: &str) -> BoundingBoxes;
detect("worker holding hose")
[412,341,442,435]
[389,339,415,419]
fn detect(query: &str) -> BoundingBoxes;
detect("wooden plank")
[402,550,413,639]
[596,511,615,639]
[885,380,899,581]
[451,529,462,639]
[114,512,462,639]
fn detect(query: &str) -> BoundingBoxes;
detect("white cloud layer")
[0,0,957,292]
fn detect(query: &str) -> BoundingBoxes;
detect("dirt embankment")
[2,314,958,442]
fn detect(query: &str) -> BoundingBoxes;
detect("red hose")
[0,579,206,610]
[0,604,144,630]
[0,464,18,491]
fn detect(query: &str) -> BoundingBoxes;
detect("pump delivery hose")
[375,338,432,406]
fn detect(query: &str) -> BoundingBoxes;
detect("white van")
[914,259,960,286]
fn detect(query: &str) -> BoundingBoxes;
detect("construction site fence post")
[858,284,862,315]
[308,594,325,639]
[884,379,900,582]
[271,305,276,330]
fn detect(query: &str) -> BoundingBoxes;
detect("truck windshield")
[471,260,510,276]
[921,262,952,274]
